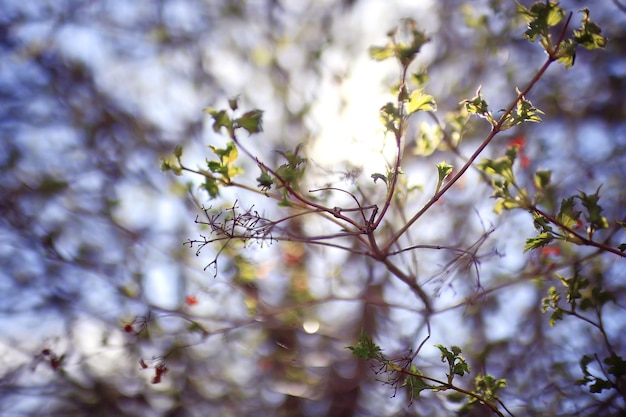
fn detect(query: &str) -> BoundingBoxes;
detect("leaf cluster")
[160,4,623,415]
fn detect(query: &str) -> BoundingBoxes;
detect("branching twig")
[382,14,574,253]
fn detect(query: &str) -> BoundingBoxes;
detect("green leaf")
[160,159,182,175]
[460,87,494,125]
[556,197,581,230]
[555,39,577,68]
[371,173,388,185]
[256,167,273,191]
[201,177,220,199]
[541,286,564,326]
[379,102,399,135]
[472,374,507,402]
[605,353,626,379]
[559,272,588,306]
[517,1,565,43]
[525,232,554,251]
[236,109,264,135]
[160,160,171,172]
[408,89,437,114]
[394,19,430,67]
[369,45,395,61]
[501,89,544,129]
[206,160,222,173]
[228,96,239,111]
[578,188,609,232]
[577,354,615,393]
[208,141,241,182]
[347,330,382,360]
[402,367,433,399]
[573,9,607,50]
[589,378,613,393]
[435,161,453,194]
[478,151,515,182]
[174,145,183,158]
[532,212,554,233]
[205,108,232,133]
[410,71,429,86]
[274,145,306,190]
[435,344,470,384]
[534,170,551,190]
[414,121,443,156]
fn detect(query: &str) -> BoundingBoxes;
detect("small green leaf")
[435,161,453,194]
[394,19,429,67]
[478,152,515,182]
[556,197,581,230]
[518,1,565,43]
[501,89,544,129]
[555,39,577,68]
[573,9,607,50]
[347,330,382,360]
[589,378,613,393]
[273,145,306,190]
[532,212,554,233]
[470,374,507,405]
[534,170,551,190]
[201,177,220,199]
[578,188,609,232]
[559,272,588,307]
[403,368,433,399]
[605,353,626,379]
[541,286,564,326]
[256,167,273,191]
[228,96,239,111]
[525,232,554,251]
[408,89,437,114]
[460,87,493,124]
[205,108,232,133]
[410,71,429,86]
[160,159,182,175]
[435,344,469,384]
[236,109,264,134]
[371,173,388,185]
[206,160,222,173]
[379,102,400,135]
[369,45,395,61]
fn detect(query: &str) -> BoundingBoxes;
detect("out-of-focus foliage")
[0,1,625,416]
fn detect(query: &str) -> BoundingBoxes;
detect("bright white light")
[303,319,320,334]
[310,56,396,174]
[309,0,437,176]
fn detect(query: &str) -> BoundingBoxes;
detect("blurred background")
[1,0,625,416]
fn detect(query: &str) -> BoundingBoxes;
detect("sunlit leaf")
[574,9,607,50]
[525,232,554,251]
[369,45,395,61]
[408,89,436,114]
[435,161,453,194]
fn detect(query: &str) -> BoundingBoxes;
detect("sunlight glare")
[303,319,320,334]
[310,56,398,175]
